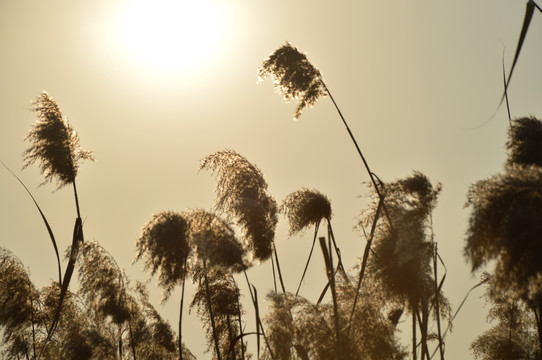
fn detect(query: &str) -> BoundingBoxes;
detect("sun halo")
[119,0,223,73]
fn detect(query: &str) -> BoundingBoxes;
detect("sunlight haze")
[1,0,542,359]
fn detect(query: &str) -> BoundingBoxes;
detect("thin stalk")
[319,237,341,360]
[533,301,542,355]
[127,311,137,360]
[346,195,384,337]
[430,277,488,359]
[295,221,320,296]
[179,272,186,360]
[327,222,349,283]
[412,309,417,360]
[226,315,235,359]
[72,181,82,220]
[323,83,394,231]
[433,244,445,360]
[235,281,246,360]
[243,270,260,359]
[419,302,430,360]
[243,270,276,360]
[118,325,123,359]
[29,283,36,360]
[203,262,222,360]
[100,245,137,360]
[270,253,277,293]
[272,241,287,294]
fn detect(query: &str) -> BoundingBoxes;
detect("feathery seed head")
[281,188,332,236]
[186,209,245,272]
[200,150,277,262]
[77,241,130,324]
[259,42,327,120]
[135,211,191,300]
[506,116,542,168]
[23,91,94,188]
[465,165,542,300]
[0,248,37,332]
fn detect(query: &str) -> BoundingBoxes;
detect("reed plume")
[258,42,327,121]
[23,91,94,188]
[200,150,277,262]
[281,188,331,236]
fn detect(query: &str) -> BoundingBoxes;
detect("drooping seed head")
[23,91,94,188]
[259,42,327,120]
[186,209,245,272]
[506,116,542,168]
[135,211,191,300]
[200,150,277,262]
[281,188,332,236]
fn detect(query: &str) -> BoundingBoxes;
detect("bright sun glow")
[119,0,223,72]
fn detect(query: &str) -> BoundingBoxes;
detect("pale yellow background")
[1,1,542,359]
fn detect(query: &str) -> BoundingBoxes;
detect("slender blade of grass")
[429,277,489,360]
[1,161,62,286]
[502,51,512,126]
[501,0,535,106]
[38,217,83,360]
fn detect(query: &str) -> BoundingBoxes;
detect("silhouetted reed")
[280,188,338,296]
[0,248,39,359]
[22,91,94,357]
[200,150,277,263]
[361,172,446,359]
[259,43,389,220]
[23,91,94,190]
[137,209,246,360]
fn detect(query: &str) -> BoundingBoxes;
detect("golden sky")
[1,0,542,358]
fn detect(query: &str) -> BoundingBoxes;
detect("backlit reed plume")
[506,116,542,167]
[77,241,130,324]
[136,209,245,298]
[186,209,245,271]
[38,282,114,360]
[258,42,327,121]
[134,282,195,359]
[190,267,246,360]
[23,91,94,188]
[136,209,245,360]
[136,211,191,300]
[136,210,191,360]
[465,165,542,301]
[281,188,331,236]
[200,150,277,262]
[281,188,337,296]
[0,248,38,360]
[363,172,443,359]
[77,241,137,359]
[23,92,94,356]
[259,43,390,234]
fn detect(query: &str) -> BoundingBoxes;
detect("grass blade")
[0,161,62,286]
[501,0,535,106]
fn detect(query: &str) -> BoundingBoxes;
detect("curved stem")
[346,195,384,337]
[203,262,222,360]
[323,83,394,232]
[179,272,186,360]
[295,221,320,296]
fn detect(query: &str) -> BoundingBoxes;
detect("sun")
[119,0,223,72]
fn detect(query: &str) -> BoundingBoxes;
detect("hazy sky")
[1,0,542,358]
